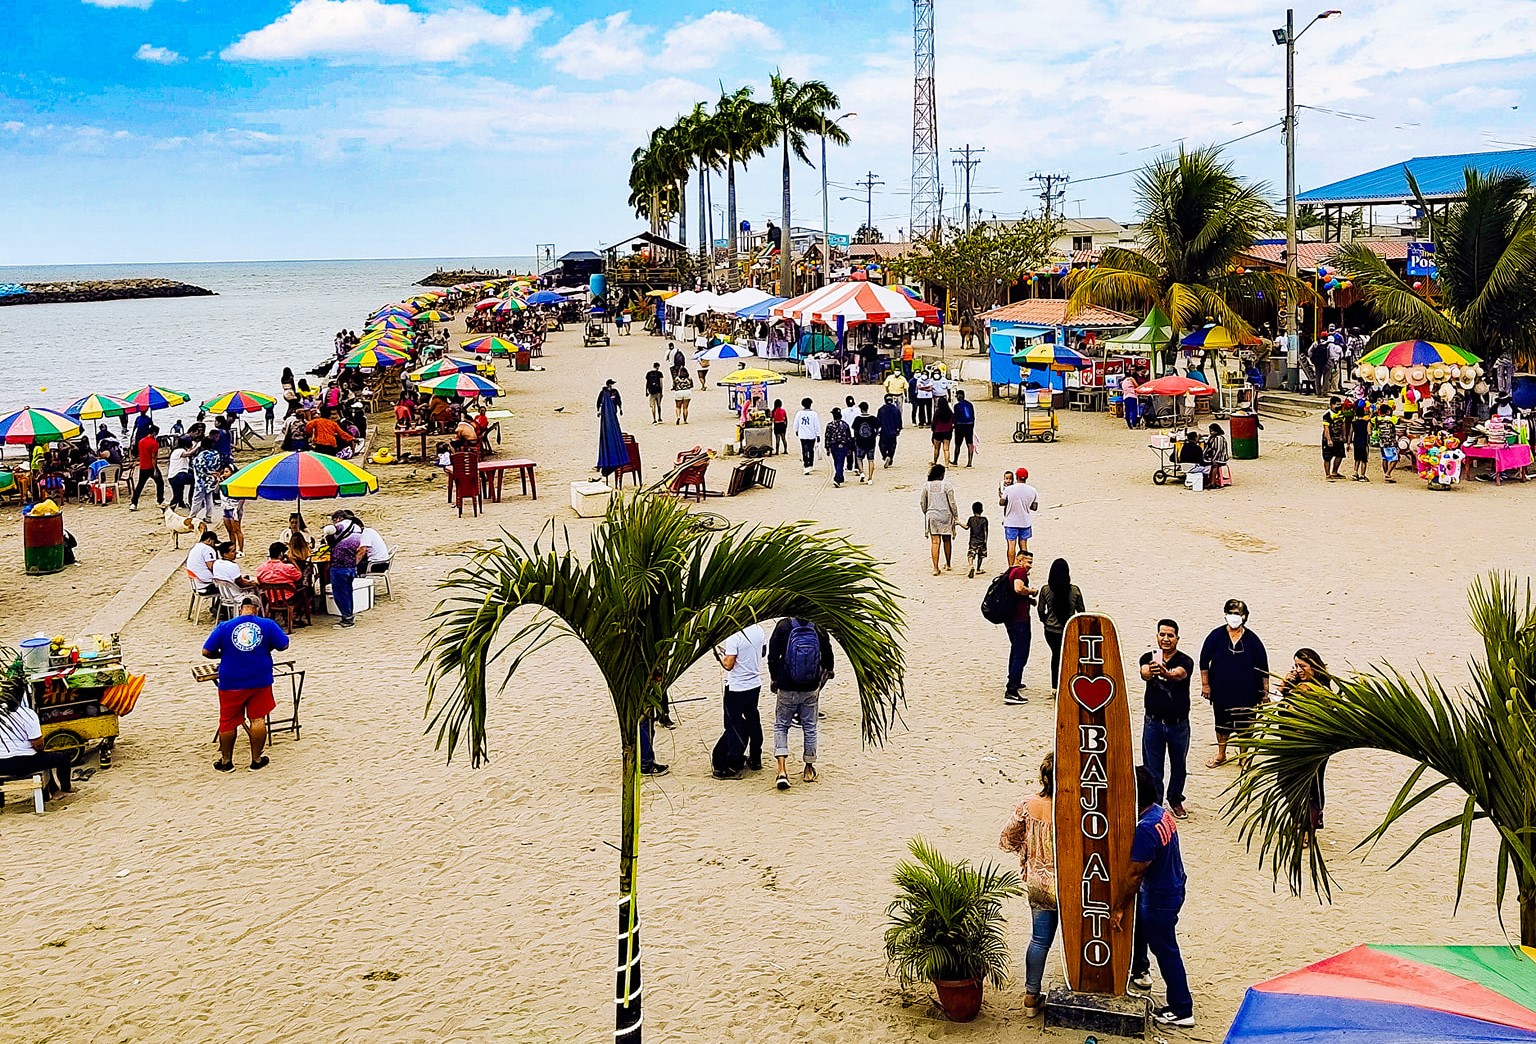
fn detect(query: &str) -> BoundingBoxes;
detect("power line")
[1029,171,1069,221]
[1073,122,1283,185]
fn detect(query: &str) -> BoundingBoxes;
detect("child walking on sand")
[962,501,989,578]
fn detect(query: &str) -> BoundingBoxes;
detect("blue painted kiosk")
[981,300,1136,397]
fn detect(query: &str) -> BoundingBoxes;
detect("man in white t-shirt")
[185,531,220,590]
[793,398,822,474]
[999,466,1040,566]
[711,622,767,779]
[213,541,258,590]
[914,371,934,426]
[0,698,74,797]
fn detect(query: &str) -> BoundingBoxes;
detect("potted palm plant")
[884,838,1022,1022]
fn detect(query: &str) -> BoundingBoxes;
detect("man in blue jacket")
[950,389,976,467]
[876,395,904,468]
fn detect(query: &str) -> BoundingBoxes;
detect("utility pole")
[1029,172,1069,222]
[950,145,985,232]
[854,171,884,241]
[1275,7,1340,389]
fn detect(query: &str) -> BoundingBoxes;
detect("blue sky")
[4,0,1536,264]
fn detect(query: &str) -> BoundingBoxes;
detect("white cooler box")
[571,480,614,518]
[323,577,375,616]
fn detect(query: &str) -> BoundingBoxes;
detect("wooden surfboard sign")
[1053,612,1136,996]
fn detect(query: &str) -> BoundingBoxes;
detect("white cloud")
[135,43,185,64]
[540,8,780,81]
[82,0,153,8]
[1442,85,1521,111]
[223,0,547,63]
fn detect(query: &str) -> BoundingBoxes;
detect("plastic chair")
[259,582,308,629]
[213,579,248,622]
[449,451,481,516]
[367,549,393,600]
[1209,463,1233,489]
[186,574,218,625]
[614,435,642,487]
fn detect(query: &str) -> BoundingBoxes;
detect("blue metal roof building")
[1298,149,1536,205]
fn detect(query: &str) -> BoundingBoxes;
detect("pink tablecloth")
[1462,443,1533,471]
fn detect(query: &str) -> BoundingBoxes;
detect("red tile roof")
[981,299,1136,328]
[1238,239,1410,268]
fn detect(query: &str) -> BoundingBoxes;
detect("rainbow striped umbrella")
[64,392,141,419]
[1358,340,1480,368]
[460,335,517,356]
[414,309,450,322]
[342,344,411,369]
[408,358,478,381]
[356,330,412,346]
[121,385,190,412]
[221,451,378,502]
[417,372,503,399]
[1010,343,1091,371]
[202,390,276,415]
[366,315,414,331]
[0,407,83,445]
[1226,945,1536,1043]
[370,303,415,317]
[489,297,526,313]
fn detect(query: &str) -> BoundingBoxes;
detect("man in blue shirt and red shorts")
[203,596,290,772]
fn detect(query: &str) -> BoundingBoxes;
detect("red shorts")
[218,686,275,732]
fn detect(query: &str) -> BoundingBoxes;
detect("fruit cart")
[8,634,143,767]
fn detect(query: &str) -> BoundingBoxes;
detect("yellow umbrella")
[716,367,787,387]
[645,289,677,298]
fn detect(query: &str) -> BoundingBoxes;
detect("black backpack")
[980,571,1017,624]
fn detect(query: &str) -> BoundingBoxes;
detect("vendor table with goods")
[7,633,144,767]
[1462,442,1532,484]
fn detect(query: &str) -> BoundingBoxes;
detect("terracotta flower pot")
[933,977,984,1022]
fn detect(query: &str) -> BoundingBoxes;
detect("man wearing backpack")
[1003,551,1036,704]
[767,616,835,791]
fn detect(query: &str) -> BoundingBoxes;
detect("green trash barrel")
[1230,413,1259,460]
[23,511,66,575]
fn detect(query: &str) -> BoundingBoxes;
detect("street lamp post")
[1276,7,1340,390]
[820,112,856,288]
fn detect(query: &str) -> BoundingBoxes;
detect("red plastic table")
[1463,443,1532,484]
[478,459,537,501]
[394,427,428,460]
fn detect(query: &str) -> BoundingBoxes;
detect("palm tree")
[712,86,772,265]
[421,495,908,1043]
[765,73,850,295]
[1335,168,1536,369]
[628,127,671,236]
[1067,145,1314,361]
[676,102,723,260]
[1225,572,1536,946]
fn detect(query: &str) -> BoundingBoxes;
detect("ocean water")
[0,257,538,417]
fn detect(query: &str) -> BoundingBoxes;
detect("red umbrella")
[1134,375,1215,396]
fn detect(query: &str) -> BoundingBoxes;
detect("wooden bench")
[727,459,776,496]
[0,772,47,814]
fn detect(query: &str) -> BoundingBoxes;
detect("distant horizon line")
[0,254,543,270]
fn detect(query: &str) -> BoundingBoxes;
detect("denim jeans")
[1142,717,1191,806]
[773,689,818,761]
[829,446,849,483]
[1004,619,1032,693]
[1024,907,1059,994]
[1131,892,1192,1018]
[169,471,192,509]
[330,566,357,622]
[712,686,762,772]
[640,715,656,767]
[800,438,817,468]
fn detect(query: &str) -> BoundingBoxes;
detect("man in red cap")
[998,466,1039,567]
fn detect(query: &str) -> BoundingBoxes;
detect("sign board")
[1406,241,1438,278]
[1054,613,1136,995]
[828,233,851,249]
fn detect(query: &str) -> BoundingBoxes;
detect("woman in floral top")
[999,752,1058,1017]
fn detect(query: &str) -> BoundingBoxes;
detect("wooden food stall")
[9,633,142,767]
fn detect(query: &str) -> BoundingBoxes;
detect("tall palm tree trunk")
[780,133,793,296]
[615,728,643,1042]
[697,162,707,260]
[727,155,739,267]
[677,174,688,254]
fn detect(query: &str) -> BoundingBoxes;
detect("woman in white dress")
[919,463,959,575]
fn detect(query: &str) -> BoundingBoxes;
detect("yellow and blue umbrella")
[343,344,411,369]
[1010,343,1091,371]
[1180,323,1243,350]
[64,393,140,420]
[461,335,517,356]
[414,309,450,322]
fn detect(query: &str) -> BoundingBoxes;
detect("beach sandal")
[802,765,818,783]
[249,756,270,771]
[776,773,790,791]
[1206,756,1228,768]
[213,760,235,772]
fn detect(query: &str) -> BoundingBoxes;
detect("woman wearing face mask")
[1198,598,1268,768]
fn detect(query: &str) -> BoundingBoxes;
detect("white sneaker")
[1130,972,1153,993]
[1153,1006,1195,1028]
[803,468,811,475]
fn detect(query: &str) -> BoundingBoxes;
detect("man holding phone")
[1139,619,1195,819]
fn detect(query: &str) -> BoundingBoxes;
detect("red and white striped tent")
[772,281,940,326]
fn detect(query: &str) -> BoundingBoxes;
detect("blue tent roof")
[735,296,787,320]
[1298,149,1536,205]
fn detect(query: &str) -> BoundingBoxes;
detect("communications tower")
[909,0,940,241]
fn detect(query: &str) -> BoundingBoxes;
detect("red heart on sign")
[1071,675,1115,714]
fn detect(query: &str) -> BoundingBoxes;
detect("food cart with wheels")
[1013,388,1059,443]
[7,633,142,767]
[584,309,610,346]
[1008,342,1090,443]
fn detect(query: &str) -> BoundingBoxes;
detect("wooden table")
[394,426,429,460]
[479,458,537,502]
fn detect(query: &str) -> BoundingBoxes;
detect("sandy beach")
[0,315,1523,1043]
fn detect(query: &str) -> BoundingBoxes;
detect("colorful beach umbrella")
[472,297,504,311]
[356,330,412,346]
[0,407,84,445]
[488,297,526,313]
[460,335,517,356]
[1011,343,1091,371]
[417,372,503,399]
[414,309,450,322]
[716,367,787,387]
[366,316,415,332]
[408,358,478,381]
[1226,945,1536,1043]
[342,344,411,369]
[695,342,756,362]
[63,393,141,420]
[221,451,378,502]
[1180,323,1244,350]
[1358,340,1481,369]
[1134,375,1216,397]
[202,390,277,415]
[120,385,191,412]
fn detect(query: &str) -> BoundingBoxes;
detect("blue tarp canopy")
[1298,148,1536,205]
[735,296,788,320]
